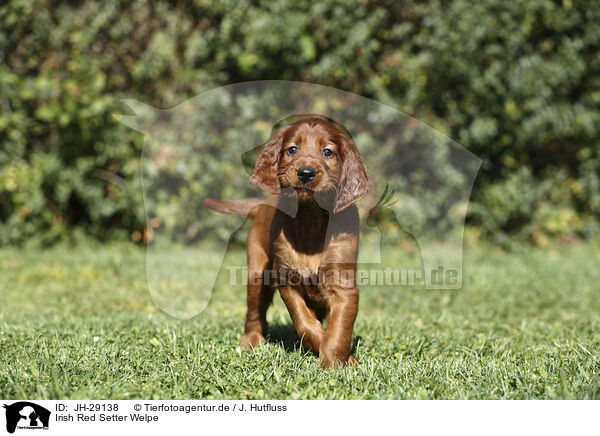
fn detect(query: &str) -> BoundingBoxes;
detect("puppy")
[204,117,369,367]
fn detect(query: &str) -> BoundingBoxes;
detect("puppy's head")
[250,118,369,213]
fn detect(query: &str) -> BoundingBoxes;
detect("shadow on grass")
[266,323,300,352]
[266,322,361,357]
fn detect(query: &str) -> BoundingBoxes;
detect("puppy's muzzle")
[297,166,317,184]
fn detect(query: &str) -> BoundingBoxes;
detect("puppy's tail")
[203,198,265,218]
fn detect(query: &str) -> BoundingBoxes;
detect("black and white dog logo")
[3,402,50,434]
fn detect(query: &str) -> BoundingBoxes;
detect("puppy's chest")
[272,229,332,303]
[273,230,324,273]
[273,243,328,304]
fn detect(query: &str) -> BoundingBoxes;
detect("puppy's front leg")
[320,288,359,368]
[241,256,274,349]
[279,285,325,352]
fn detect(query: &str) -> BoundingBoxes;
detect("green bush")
[0,0,598,245]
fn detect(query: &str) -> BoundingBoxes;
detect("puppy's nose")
[297,166,316,183]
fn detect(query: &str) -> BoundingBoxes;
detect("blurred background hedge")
[1,0,599,246]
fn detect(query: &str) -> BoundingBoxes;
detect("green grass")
[1,239,599,399]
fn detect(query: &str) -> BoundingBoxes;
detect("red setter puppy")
[204,117,369,367]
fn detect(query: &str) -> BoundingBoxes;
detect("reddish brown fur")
[204,118,369,368]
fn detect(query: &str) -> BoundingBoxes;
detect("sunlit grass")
[0,240,599,399]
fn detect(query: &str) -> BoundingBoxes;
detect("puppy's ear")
[250,126,289,194]
[334,138,370,213]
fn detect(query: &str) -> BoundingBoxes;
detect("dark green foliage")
[1,0,599,244]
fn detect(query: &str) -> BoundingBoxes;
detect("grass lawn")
[0,239,599,399]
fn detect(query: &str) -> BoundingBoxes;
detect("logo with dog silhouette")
[3,402,50,434]
[115,81,481,320]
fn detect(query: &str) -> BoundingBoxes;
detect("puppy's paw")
[319,346,356,369]
[240,331,265,349]
[320,356,359,369]
[347,354,359,367]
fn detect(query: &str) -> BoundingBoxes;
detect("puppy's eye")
[322,148,334,157]
[287,145,298,155]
